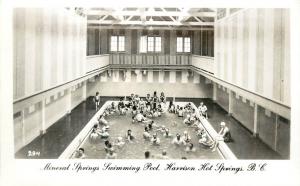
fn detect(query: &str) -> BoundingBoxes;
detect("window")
[140,36,162,53]
[155,37,161,52]
[176,37,183,52]
[184,37,190,52]
[118,36,125,51]
[176,37,191,53]
[110,36,125,52]
[140,36,147,53]
[148,37,154,52]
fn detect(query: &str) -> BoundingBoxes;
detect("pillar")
[66,88,72,114]
[82,81,87,101]
[228,90,233,116]
[40,100,46,135]
[274,114,279,151]
[253,103,258,137]
[213,82,217,102]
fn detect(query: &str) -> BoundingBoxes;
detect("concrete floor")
[15,96,284,159]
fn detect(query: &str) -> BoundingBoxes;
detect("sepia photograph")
[1,0,300,185]
[12,7,290,160]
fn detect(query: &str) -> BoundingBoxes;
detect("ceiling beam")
[88,20,214,26]
[88,25,214,31]
[87,10,216,17]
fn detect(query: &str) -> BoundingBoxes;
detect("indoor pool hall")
[11,7,290,160]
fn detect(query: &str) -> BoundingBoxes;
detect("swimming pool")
[60,101,236,159]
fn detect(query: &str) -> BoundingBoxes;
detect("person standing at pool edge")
[93,92,100,111]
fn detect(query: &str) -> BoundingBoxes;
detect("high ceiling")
[87,7,216,30]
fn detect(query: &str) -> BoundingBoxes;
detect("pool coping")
[59,101,237,160]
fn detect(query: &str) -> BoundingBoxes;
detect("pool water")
[78,108,222,159]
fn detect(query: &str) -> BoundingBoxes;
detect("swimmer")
[183,131,191,145]
[114,137,125,149]
[89,128,99,143]
[161,150,169,159]
[74,148,86,159]
[185,142,196,153]
[99,130,109,139]
[150,133,160,145]
[126,129,135,142]
[143,127,151,140]
[98,114,109,126]
[106,150,117,159]
[172,134,184,146]
[163,128,172,138]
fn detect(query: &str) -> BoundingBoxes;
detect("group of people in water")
[74,91,232,159]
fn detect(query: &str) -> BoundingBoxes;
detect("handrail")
[13,54,290,120]
[13,65,110,113]
[190,66,290,119]
[86,54,110,58]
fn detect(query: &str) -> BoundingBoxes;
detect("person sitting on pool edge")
[168,101,175,113]
[198,102,208,119]
[117,97,126,115]
[178,107,184,117]
[198,133,214,148]
[211,122,232,152]
[150,133,160,146]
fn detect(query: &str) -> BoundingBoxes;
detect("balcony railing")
[109,54,191,67]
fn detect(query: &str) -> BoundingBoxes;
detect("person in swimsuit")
[93,92,100,111]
